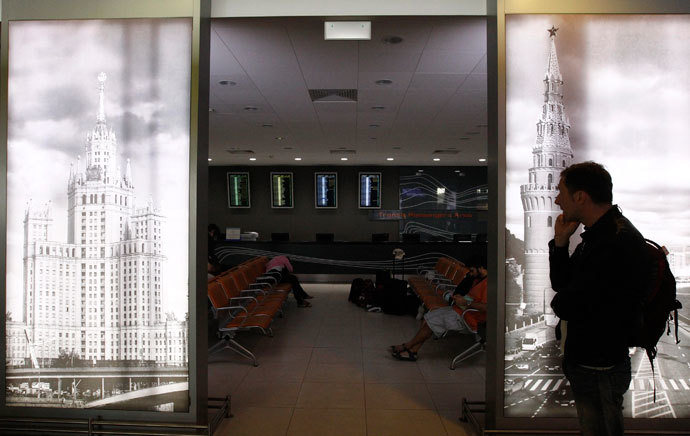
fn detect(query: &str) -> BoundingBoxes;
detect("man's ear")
[573,190,587,204]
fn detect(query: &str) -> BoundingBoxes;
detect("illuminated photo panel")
[359,172,382,209]
[227,172,250,208]
[271,172,294,208]
[504,15,690,419]
[315,172,337,208]
[5,19,192,412]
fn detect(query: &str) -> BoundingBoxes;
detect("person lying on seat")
[390,258,487,361]
[265,255,314,307]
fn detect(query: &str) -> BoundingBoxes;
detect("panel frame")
[358,171,382,209]
[270,171,294,209]
[486,0,690,432]
[0,0,210,425]
[314,171,338,209]
[227,171,251,208]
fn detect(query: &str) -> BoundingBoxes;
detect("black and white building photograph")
[504,15,690,418]
[5,19,192,411]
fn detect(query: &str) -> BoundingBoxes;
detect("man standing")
[550,162,647,436]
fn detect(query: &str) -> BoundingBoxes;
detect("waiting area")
[207,255,486,435]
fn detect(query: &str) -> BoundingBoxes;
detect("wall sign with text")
[271,172,294,208]
[315,172,337,208]
[359,172,381,209]
[227,172,250,208]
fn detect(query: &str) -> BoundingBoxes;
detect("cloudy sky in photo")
[506,15,690,247]
[6,19,192,318]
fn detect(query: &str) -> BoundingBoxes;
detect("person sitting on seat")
[265,255,314,307]
[390,258,487,361]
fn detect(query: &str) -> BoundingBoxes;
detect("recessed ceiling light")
[375,79,393,85]
[208,158,212,161]
[249,157,257,161]
[370,137,377,140]
[478,158,487,162]
[274,136,284,140]
[371,106,385,110]
[341,157,348,161]
[418,169,424,172]
[262,123,273,128]
[433,158,441,162]
[283,146,293,150]
[382,35,404,44]
[459,137,470,140]
[437,188,446,194]
[392,146,401,150]
[219,80,236,86]
[454,170,461,173]
[294,157,302,161]
[386,157,394,161]
[368,124,380,128]
[209,108,215,113]
[244,106,258,111]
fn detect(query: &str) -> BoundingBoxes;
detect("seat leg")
[450,342,484,370]
[226,338,259,367]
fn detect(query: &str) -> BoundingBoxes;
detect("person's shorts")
[424,306,470,337]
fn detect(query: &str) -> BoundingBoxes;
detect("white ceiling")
[209,17,488,166]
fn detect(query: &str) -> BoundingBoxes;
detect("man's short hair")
[560,161,613,205]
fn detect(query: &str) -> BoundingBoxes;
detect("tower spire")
[545,27,562,82]
[97,72,107,124]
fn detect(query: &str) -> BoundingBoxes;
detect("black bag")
[628,239,683,401]
[380,278,415,315]
[348,278,365,303]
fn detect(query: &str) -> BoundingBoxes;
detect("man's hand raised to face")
[554,214,579,247]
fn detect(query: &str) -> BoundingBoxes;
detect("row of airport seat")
[207,256,291,366]
[408,257,487,369]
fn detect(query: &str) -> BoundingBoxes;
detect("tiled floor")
[208,283,485,436]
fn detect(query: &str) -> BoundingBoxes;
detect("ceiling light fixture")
[219,80,236,86]
[324,21,372,40]
[371,106,385,110]
[341,157,348,161]
[249,157,257,161]
[274,136,284,140]
[392,146,401,150]
[368,124,380,128]
[295,157,302,161]
[375,79,393,85]
[208,158,212,161]
[283,147,293,150]
[386,158,394,161]
[243,106,258,111]
[433,158,441,162]
[209,108,215,113]
[478,158,487,162]
[262,123,273,128]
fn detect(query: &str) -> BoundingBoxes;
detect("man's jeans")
[563,356,631,436]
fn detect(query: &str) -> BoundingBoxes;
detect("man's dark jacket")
[549,205,648,367]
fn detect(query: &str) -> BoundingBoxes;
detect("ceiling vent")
[432,150,460,155]
[309,89,358,102]
[329,149,357,155]
[226,149,255,155]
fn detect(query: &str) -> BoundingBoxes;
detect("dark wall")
[209,166,401,242]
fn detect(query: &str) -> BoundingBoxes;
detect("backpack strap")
[674,307,680,345]
[646,347,657,403]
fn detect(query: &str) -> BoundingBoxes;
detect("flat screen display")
[359,172,381,209]
[271,172,294,208]
[504,14,690,419]
[5,18,192,412]
[227,172,250,208]
[315,172,337,208]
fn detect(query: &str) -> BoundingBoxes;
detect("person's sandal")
[389,344,405,354]
[393,346,418,361]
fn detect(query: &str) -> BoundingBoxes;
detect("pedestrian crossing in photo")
[508,376,690,393]
[628,377,690,391]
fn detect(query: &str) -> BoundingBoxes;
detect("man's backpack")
[628,239,682,400]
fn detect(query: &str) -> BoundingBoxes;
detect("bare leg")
[393,321,434,357]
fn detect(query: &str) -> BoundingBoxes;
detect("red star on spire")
[548,26,559,37]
